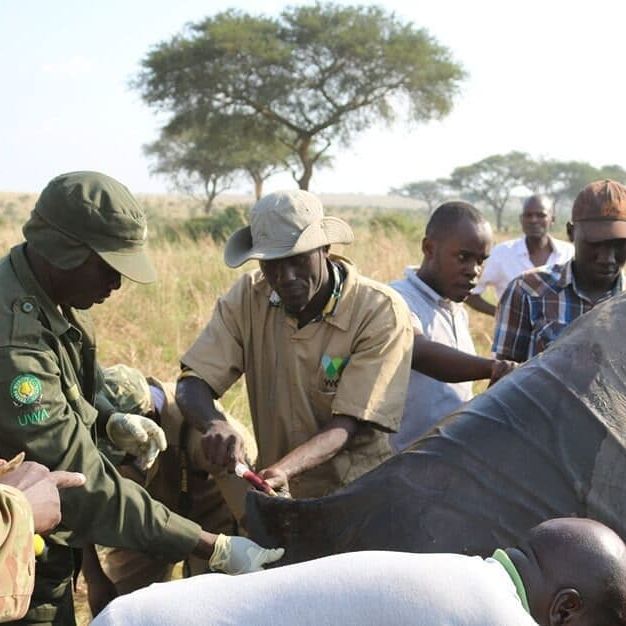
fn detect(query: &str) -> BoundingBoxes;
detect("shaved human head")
[512,518,626,626]
[523,194,554,216]
[425,201,487,241]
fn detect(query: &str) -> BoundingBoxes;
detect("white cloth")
[390,268,475,452]
[91,551,537,626]
[473,236,574,299]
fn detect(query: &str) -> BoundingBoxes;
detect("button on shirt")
[473,236,574,300]
[390,268,475,452]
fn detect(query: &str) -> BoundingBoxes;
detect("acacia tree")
[144,130,234,213]
[523,160,626,215]
[135,3,465,190]
[449,152,532,230]
[145,113,293,210]
[206,114,294,200]
[390,179,450,214]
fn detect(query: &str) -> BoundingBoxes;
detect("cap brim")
[224,226,254,268]
[575,220,626,242]
[224,218,354,269]
[97,248,157,284]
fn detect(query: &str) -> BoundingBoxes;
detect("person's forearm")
[269,415,358,480]
[191,530,218,559]
[175,375,227,433]
[81,544,108,583]
[465,294,496,317]
[412,336,494,382]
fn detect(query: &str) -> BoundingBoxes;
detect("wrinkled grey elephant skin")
[247,292,626,565]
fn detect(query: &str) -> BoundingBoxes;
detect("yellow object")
[0,452,25,477]
[33,534,45,557]
[176,369,203,382]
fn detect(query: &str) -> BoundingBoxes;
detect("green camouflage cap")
[24,171,156,284]
[99,364,153,415]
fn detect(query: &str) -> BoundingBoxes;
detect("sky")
[1,0,625,196]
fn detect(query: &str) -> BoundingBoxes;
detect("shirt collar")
[519,236,556,258]
[491,548,531,614]
[10,244,73,338]
[323,256,358,331]
[515,237,530,257]
[404,267,458,311]
[555,259,575,289]
[560,258,626,300]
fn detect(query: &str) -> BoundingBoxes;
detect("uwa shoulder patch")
[10,374,42,407]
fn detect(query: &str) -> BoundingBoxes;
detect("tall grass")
[0,212,501,418]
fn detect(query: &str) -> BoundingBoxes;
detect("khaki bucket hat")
[224,190,354,268]
[24,171,157,283]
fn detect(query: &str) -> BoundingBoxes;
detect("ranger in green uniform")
[0,172,283,625]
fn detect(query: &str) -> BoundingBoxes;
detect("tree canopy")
[135,3,465,191]
[390,179,450,215]
[448,152,532,230]
[523,159,626,214]
[396,154,626,229]
[145,113,293,211]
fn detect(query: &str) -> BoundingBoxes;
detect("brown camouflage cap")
[572,179,626,241]
[23,171,157,283]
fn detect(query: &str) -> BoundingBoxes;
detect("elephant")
[247,292,626,565]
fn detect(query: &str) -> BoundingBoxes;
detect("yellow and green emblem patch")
[10,374,42,406]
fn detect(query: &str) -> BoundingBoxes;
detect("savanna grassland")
[0,191,566,624]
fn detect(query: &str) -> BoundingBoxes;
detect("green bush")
[369,212,424,240]
[183,206,247,243]
[152,205,247,244]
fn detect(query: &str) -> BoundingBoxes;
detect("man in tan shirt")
[176,190,413,499]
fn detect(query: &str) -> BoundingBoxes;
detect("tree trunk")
[296,136,314,190]
[494,206,503,231]
[251,171,263,200]
[203,178,217,214]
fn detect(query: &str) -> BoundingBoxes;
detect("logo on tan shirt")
[321,354,350,389]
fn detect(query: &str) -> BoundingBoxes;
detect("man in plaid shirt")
[493,179,626,362]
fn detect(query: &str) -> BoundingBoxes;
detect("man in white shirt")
[467,194,574,316]
[91,517,626,626]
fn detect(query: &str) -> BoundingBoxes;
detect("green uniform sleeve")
[0,484,34,622]
[0,347,201,562]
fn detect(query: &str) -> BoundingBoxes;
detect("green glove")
[106,412,167,470]
[208,534,285,574]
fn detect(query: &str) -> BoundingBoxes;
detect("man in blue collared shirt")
[391,201,514,452]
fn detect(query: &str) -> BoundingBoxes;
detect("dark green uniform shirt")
[0,244,200,560]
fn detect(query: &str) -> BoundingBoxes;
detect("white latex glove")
[106,412,167,470]
[208,534,285,574]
